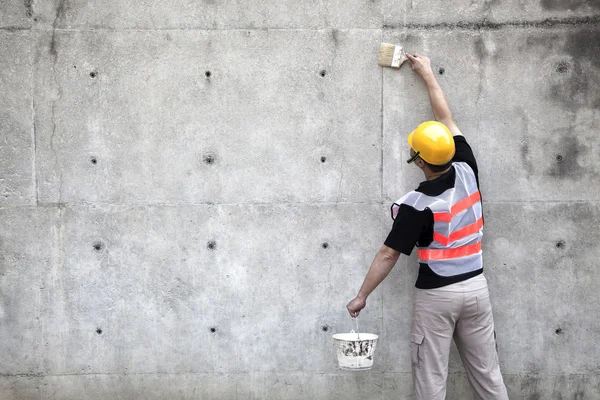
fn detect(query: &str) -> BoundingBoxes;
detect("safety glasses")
[406,151,420,164]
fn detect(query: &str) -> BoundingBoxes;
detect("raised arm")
[406,53,463,137]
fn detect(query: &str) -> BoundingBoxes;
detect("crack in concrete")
[320,0,331,29]
[379,27,384,204]
[50,0,66,206]
[32,51,38,205]
[24,0,33,18]
[336,149,346,200]
[384,15,600,30]
[321,262,335,322]
[329,29,339,67]
[0,26,30,32]
[475,38,484,137]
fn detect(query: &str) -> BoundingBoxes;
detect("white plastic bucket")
[332,331,379,371]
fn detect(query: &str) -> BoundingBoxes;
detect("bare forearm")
[423,73,452,122]
[357,247,400,300]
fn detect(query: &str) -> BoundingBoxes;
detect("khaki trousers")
[410,274,509,400]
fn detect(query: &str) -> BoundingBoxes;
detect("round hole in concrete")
[322,242,329,249]
[93,242,104,252]
[205,71,212,78]
[207,241,216,250]
[90,71,97,78]
[555,327,563,335]
[556,61,570,74]
[438,67,445,75]
[555,240,565,249]
[320,70,326,77]
[322,325,329,332]
[96,328,103,335]
[556,154,564,163]
[210,327,217,333]
[90,156,98,165]
[321,156,327,163]
[203,154,216,165]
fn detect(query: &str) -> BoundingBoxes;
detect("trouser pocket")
[410,333,425,370]
[475,294,493,327]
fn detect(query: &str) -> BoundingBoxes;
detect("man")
[346,53,509,399]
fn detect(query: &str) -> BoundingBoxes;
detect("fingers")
[405,54,416,70]
[347,305,360,318]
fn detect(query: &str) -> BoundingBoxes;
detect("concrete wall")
[1,0,599,398]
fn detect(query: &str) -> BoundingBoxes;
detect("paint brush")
[377,43,407,68]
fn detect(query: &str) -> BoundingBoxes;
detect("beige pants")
[410,274,509,400]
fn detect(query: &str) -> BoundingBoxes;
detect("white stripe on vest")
[391,162,483,277]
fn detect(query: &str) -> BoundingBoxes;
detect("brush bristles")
[378,43,406,68]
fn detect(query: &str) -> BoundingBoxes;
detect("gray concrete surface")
[1,0,599,398]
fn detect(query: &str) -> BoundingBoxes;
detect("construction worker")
[346,53,509,399]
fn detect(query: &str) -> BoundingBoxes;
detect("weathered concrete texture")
[34,29,382,204]
[484,202,600,375]
[24,0,600,29]
[0,0,32,28]
[383,26,600,202]
[382,0,600,27]
[2,372,600,400]
[39,372,410,400]
[0,376,41,400]
[40,204,384,375]
[0,31,35,205]
[2,0,600,398]
[0,207,58,375]
[26,0,383,29]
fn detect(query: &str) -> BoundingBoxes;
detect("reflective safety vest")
[391,162,483,277]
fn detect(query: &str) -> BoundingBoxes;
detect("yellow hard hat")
[407,121,455,165]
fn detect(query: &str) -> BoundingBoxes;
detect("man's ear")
[416,158,426,170]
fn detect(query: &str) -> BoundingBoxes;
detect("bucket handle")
[352,317,360,341]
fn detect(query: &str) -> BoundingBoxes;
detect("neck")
[424,167,451,181]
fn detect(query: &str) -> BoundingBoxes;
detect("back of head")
[408,121,455,166]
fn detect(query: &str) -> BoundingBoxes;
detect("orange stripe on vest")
[418,242,481,261]
[433,191,481,223]
[433,217,484,246]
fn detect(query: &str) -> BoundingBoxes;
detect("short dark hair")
[424,160,453,173]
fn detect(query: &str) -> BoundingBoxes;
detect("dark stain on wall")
[520,141,533,176]
[331,29,340,48]
[540,0,600,11]
[547,137,587,180]
[565,28,600,69]
[550,28,600,109]
[474,36,485,59]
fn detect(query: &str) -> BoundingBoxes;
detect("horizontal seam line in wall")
[0,200,598,210]
[0,371,594,378]
[1,16,599,32]
[0,201,384,209]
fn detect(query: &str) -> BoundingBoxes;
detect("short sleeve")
[453,136,479,178]
[384,204,433,256]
